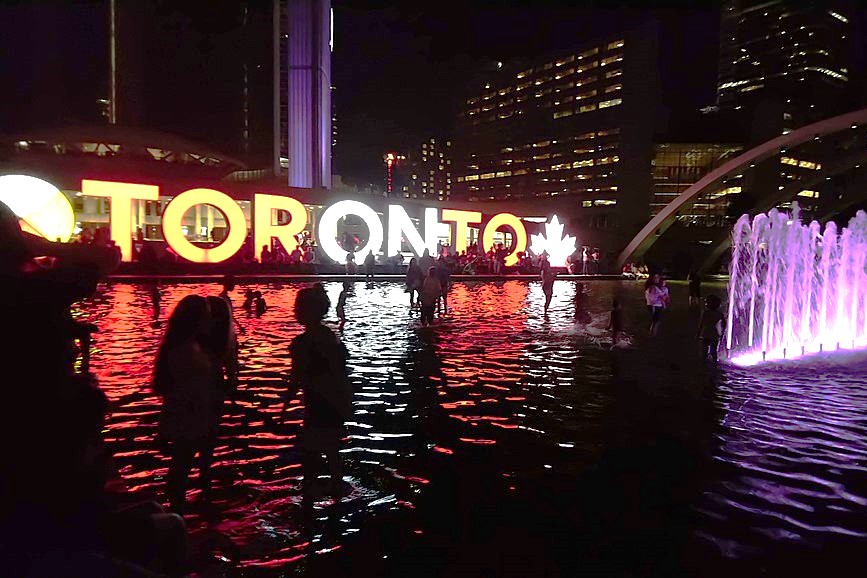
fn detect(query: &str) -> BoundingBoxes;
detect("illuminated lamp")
[253,194,308,261]
[387,205,438,257]
[317,200,383,263]
[82,179,159,261]
[482,213,528,266]
[441,208,482,254]
[162,188,247,263]
[0,174,76,243]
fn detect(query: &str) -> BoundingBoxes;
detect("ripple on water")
[77,280,867,570]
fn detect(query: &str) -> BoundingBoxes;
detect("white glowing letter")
[441,208,482,254]
[81,179,160,261]
[387,205,439,257]
[253,194,308,261]
[317,200,384,263]
[162,188,247,263]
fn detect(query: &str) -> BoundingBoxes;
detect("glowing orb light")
[0,174,75,241]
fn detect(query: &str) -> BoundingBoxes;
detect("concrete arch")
[617,107,867,269]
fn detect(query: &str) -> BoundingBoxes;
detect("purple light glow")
[727,203,867,366]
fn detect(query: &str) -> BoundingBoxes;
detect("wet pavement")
[76,279,867,576]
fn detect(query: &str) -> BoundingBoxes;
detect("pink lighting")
[727,202,867,366]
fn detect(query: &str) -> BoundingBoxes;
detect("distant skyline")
[2,1,865,187]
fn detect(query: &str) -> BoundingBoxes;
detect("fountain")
[726,202,867,366]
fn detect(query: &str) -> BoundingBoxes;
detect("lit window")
[598,98,622,109]
[604,69,622,79]
[607,40,624,50]
[464,175,480,181]
[576,89,597,100]
[553,110,574,119]
[573,159,594,168]
[600,55,622,66]
[604,83,622,93]
[577,47,599,59]
[578,104,597,113]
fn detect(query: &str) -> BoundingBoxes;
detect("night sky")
[3,1,864,186]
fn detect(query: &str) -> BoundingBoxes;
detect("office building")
[453,24,661,234]
[717,1,850,127]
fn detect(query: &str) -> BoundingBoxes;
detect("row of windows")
[458,156,620,182]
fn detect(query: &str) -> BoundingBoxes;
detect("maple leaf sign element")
[529,215,577,266]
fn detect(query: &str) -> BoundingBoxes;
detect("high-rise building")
[717,2,851,126]
[408,138,453,201]
[453,24,661,234]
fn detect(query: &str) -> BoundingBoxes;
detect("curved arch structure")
[618,107,867,269]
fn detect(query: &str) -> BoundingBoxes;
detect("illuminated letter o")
[317,200,383,263]
[162,188,247,263]
[482,213,527,266]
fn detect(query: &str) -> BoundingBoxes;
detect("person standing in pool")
[219,275,244,335]
[150,281,162,321]
[154,295,236,513]
[363,250,376,280]
[336,281,350,329]
[405,257,424,309]
[697,294,725,363]
[542,267,556,315]
[287,286,352,512]
[645,273,669,336]
[688,270,702,308]
[419,267,441,326]
[609,298,623,345]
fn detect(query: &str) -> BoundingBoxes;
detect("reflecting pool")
[76,280,867,575]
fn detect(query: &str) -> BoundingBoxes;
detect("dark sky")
[13,0,859,186]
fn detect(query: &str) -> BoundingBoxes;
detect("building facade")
[453,24,661,236]
[717,1,850,127]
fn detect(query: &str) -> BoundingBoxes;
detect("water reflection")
[76,280,867,574]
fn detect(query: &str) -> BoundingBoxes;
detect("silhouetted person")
[150,282,162,321]
[219,274,243,335]
[254,291,267,317]
[688,270,702,308]
[345,251,357,275]
[697,294,725,363]
[542,267,556,315]
[363,250,376,279]
[418,248,434,274]
[336,281,350,329]
[288,286,352,518]
[436,257,452,314]
[405,257,424,308]
[420,267,441,326]
[154,295,236,513]
[609,298,623,345]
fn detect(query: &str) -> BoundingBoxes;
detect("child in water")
[254,291,267,317]
[697,294,725,363]
[336,281,350,329]
[542,267,556,314]
[288,285,352,509]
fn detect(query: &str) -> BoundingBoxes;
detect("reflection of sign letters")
[76,179,541,264]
